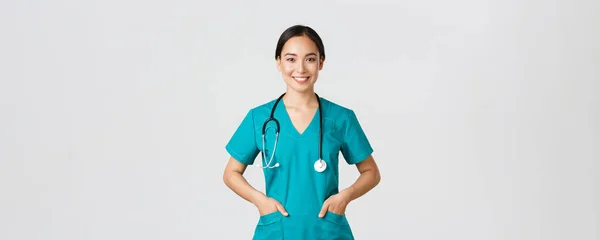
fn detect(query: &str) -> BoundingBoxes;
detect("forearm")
[341,168,380,202]
[223,171,265,206]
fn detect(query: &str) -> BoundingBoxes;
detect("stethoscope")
[260,92,327,173]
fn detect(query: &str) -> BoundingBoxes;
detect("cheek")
[309,63,320,72]
[282,69,294,77]
[280,64,293,75]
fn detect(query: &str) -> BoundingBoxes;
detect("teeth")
[294,77,308,81]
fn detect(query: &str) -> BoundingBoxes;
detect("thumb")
[318,201,329,218]
[276,202,289,216]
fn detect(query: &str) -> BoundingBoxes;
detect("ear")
[318,56,325,70]
[276,57,282,72]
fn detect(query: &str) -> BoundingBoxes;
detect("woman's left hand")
[318,190,351,218]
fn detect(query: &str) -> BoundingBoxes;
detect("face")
[276,35,324,94]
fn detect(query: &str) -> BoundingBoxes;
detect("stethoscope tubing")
[261,92,323,168]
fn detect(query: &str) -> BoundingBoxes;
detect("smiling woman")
[222,25,381,240]
[275,26,325,95]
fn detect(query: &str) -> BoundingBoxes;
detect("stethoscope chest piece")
[314,159,327,172]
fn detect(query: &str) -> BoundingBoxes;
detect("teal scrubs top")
[226,96,373,240]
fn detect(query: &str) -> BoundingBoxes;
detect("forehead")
[281,35,319,53]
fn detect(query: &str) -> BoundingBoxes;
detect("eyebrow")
[284,52,318,57]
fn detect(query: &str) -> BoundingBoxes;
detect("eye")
[286,58,295,62]
[307,58,316,62]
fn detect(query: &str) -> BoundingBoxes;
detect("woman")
[223,24,381,240]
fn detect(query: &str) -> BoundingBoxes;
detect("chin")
[286,78,316,91]
[287,83,314,93]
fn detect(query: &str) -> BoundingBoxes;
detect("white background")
[1,0,598,239]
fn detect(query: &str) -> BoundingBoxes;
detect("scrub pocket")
[321,211,354,240]
[253,211,284,240]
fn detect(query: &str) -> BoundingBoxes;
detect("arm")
[341,155,381,202]
[222,156,289,216]
[222,156,265,205]
[319,155,381,217]
[340,110,380,201]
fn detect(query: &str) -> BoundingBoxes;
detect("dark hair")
[275,25,325,60]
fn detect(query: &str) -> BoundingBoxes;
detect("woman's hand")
[254,196,289,217]
[318,156,381,218]
[318,190,351,218]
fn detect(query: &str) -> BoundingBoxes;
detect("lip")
[292,76,310,83]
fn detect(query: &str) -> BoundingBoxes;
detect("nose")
[297,61,306,73]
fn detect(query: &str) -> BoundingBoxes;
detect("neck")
[282,89,317,108]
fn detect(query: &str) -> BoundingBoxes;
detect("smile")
[293,76,309,83]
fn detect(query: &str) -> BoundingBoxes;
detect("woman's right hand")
[255,196,289,216]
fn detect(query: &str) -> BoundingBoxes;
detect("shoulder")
[247,98,278,116]
[319,96,360,131]
[238,98,279,127]
[320,96,354,118]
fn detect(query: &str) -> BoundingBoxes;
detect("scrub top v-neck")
[225,96,374,240]
[279,98,319,137]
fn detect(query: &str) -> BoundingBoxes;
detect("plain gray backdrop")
[1,0,598,239]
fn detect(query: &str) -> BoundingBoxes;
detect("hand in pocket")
[256,196,289,217]
[318,192,350,218]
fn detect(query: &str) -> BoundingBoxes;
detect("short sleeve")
[341,110,374,165]
[225,110,260,165]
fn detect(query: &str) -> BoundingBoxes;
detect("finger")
[276,202,289,216]
[318,201,329,218]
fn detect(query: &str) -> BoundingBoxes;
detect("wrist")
[340,187,354,203]
[250,191,267,206]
